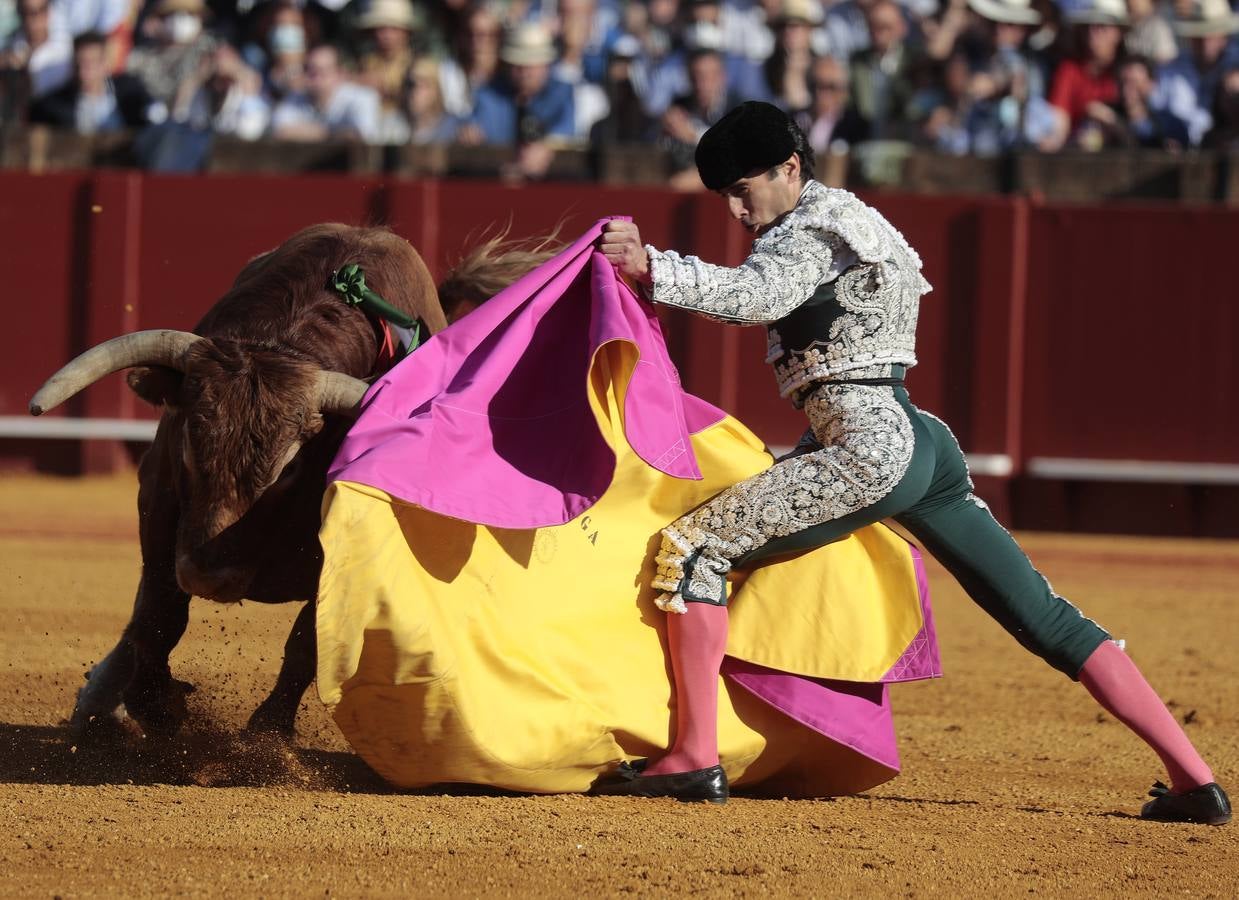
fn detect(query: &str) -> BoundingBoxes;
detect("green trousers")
[732,386,1110,679]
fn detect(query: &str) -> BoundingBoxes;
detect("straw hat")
[772,0,825,26]
[500,22,558,66]
[1065,0,1130,26]
[1173,0,1239,36]
[358,0,418,31]
[966,0,1041,25]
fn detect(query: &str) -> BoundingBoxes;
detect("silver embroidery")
[653,384,916,613]
[646,181,931,406]
[772,259,923,404]
[646,226,847,324]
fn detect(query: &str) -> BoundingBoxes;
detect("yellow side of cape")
[316,343,923,794]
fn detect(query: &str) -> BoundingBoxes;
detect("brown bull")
[30,223,550,738]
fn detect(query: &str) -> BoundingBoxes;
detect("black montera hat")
[695,101,797,191]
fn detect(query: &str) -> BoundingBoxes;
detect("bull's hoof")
[68,704,145,745]
[122,677,195,738]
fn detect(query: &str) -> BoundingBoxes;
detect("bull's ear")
[126,366,183,409]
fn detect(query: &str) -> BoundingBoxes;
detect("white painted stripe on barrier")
[2,419,1235,485]
[770,445,1014,478]
[0,416,158,441]
[1026,457,1239,485]
[964,453,1014,478]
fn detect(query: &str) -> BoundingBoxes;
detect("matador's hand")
[600,220,652,287]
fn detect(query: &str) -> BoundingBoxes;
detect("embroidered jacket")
[645,180,931,406]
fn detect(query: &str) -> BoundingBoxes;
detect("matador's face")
[717,158,804,236]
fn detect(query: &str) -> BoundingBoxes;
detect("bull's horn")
[317,371,370,415]
[29,330,206,416]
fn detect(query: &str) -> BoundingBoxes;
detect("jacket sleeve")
[645,226,845,325]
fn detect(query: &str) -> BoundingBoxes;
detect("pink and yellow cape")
[317,220,940,797]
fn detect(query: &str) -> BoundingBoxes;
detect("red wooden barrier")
[2,171,1236,534]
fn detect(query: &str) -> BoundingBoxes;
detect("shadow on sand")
[0,720,535,799]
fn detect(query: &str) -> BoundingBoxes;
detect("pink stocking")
[1079,640,1213,793]
[644,603,728,776]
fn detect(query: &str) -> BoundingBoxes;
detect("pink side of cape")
[328,218,721,528]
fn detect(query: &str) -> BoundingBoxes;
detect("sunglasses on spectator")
[814,81,846,91]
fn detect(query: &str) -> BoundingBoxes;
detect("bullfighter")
[593,101,1229,825]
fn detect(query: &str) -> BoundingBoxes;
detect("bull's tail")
[436,222,565,323]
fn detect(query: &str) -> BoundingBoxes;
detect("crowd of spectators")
[1,0,1237,180]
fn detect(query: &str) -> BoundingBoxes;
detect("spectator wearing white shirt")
[271,43,380,142]
[28,30,154,132]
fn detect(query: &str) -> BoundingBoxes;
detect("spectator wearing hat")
[849,0,925,139]
[964,0,1051,99]
[270,43,381,142]
[355,0,420,116]
[126,0,217,112]
[794,53,871,152]
[764,0,822,112]
[1048,0,1128,141]
[1166,0,1239,119]
[464,22,575,179]
[29,29,155,132]
[920,0,1068,152]
[0,0,73,109]
[438,3,502,119]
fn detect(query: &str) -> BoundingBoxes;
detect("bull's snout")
[175,555,250,602]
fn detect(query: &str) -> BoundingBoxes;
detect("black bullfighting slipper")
[1140,781,1231,825]
[590,758,729,804]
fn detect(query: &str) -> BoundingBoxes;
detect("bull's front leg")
[245,599,317,736]
[120,562,193,735]
[69,566,190,737]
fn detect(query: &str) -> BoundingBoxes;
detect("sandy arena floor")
[0,473,1236,898]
